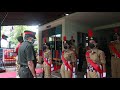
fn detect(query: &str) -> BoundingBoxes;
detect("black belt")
[112,55,115,57]
[112,55,120,58]
[20,65,29,68]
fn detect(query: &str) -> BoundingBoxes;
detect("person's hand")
[34,75,37,78]
[103,72,106,78]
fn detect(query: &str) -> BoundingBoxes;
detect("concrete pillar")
[0,24,1,48]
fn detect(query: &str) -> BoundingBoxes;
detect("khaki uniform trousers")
[111,57,120,78]
[60,63,72,78]
[87,70,100,78]
[16,56,20,76]
[43,62,51,78]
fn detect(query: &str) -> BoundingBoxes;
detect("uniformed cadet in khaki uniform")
[60,36,76,78]
[43,42,52,78]
[70,37,78,76]
[70,37,76,52]
[85,39,106,78]
[109,33,120,78]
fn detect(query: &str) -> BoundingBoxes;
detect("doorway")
[94,27,120,77]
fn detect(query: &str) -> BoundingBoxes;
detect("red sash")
[39,50,43,56]
[43,57,51,67]
[109,43,120,58]
[61,51,73,72]
[86,52,103,74]
[70,49,77,59]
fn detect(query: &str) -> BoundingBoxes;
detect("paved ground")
[1,61,112,78]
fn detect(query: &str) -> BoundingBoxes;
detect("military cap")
[24,30,36,39]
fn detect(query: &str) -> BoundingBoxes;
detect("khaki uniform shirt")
[63,49,76,63]
[43,49,52,61]
[87,48,106,65]
[109,41,120,56]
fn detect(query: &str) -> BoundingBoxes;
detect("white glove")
[73,67,75,72]
[75,75,77,78]
[84,75,86,78]
[103,72,106,78]
[51,67,54,71]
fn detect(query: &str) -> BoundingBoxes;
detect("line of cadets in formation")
[41,28,120,78]
[15,28,120,78]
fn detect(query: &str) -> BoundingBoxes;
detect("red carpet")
[0,65,61,78]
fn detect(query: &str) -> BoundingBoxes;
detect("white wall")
[93,22,120,31]
[38,13,92,51]
[65,19,91,47]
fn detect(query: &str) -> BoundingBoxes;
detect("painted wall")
[93,22,120,31]
[65,19,91,47]
[38,13,92,51]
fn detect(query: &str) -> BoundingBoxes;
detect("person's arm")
[26,45,37,78]
[100,51,106,72]
[48,50,52,64]
[71,52,76,67]
[28,61,37,78]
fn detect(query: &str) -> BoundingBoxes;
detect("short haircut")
[17,36,23,42]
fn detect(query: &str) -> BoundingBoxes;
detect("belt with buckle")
[112,55,120,58]
[20,65,29,68]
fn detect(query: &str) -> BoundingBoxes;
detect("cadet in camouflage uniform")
[60,36,76,78]
[109,30,120,78]
[18,30,37,78]
[43,41,52,78]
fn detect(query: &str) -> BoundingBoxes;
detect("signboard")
[3,49,16,62]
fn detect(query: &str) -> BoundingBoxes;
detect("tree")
[1,25,38,50]
[9,25,29,47]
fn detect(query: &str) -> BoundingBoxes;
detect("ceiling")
[0,12,74,26]
[66,12,120,28]
[1,12,120,28]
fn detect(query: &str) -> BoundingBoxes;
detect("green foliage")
[1,25,38,50]
[10,25,28,46]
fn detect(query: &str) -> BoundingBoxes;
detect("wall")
[38,13,92,51]
[93,22,120,31]
[65,19,91,47]
[93,22,120,44]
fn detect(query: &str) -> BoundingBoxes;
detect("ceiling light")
[65,13,69,16]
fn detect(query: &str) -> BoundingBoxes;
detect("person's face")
[89,40,96,49]
[43,44,49,51]
[28,37,35,44]
[63,43,69,49]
